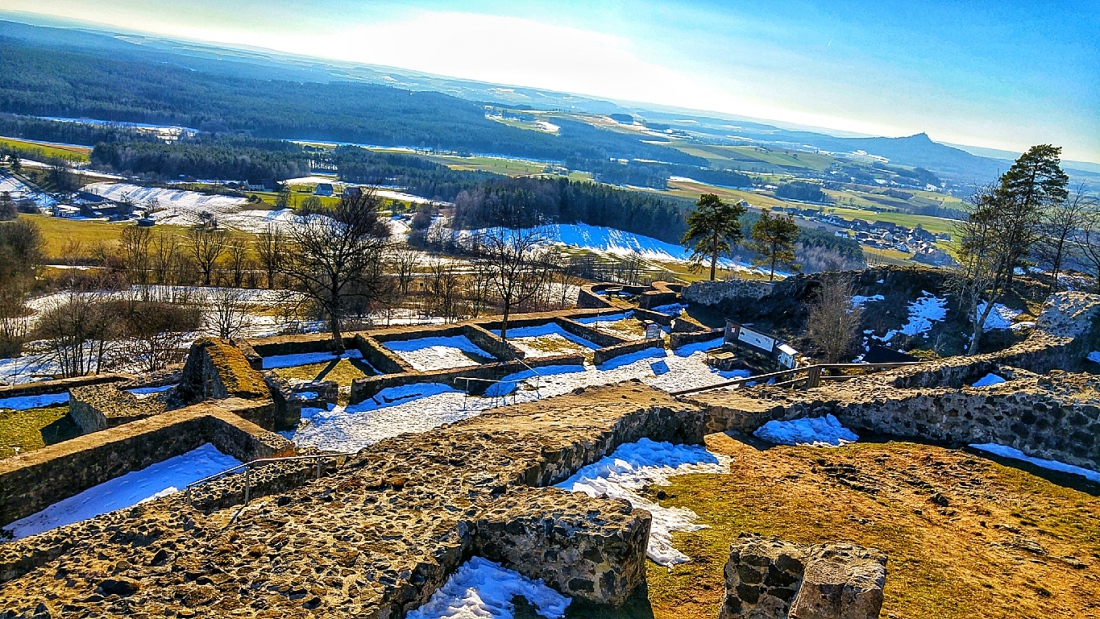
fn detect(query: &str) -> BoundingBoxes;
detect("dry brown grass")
[636,434,1100,619]
[0,405,80,460]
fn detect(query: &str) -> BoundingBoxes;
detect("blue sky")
[6,0,1099,162]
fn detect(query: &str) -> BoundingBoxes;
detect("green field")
[0,136,91,163]
[669,141,836,173]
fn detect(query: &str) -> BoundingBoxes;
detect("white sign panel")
[645,323,663,340]
[737,327,775,353]
[777,343,799,369]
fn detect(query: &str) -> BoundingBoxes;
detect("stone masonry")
[720,533,886,619]
[0,383,700,616]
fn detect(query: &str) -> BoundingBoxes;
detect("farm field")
[0,136,92,162]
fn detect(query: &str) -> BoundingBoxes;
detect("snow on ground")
[753,415,859,447]
[970,444,1100,484]
[971,373,1007,388]
[281,176,340,186]
[879,291,948,342]
[650,303,686,316]
[573,311,633,325]
[288,340,745,455]
[977,301,1023,330]
[0,174,55,206]
[0,392,69,410]
[1088,352,1100,364]
[85,182,249,227]
[383,336,495,371]
[406,556,570,619]
[2,444,241,540]
[493,323,600,351]
[851,294,884,308]
[261,349,364,370]
[555,438,730,566]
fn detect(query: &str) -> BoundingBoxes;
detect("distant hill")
[814,133,1009,181]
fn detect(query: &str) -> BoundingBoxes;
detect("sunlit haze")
[4,0,1099,162]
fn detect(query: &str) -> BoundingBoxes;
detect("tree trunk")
[329,291,345,354]
[500,299,511,341]
[967,301,997,356]
[710,247,717,281]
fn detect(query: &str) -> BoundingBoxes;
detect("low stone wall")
[463,324,523,361]
[473,487,649,605]
[0,373,133,399]
[576,286,615,309]
[353,333,414,374]
[669,328,724,351]
[348,353,585,402]
[720,533,886,619]
[633,306,676,326]
[556,317,629,348]
[592,338,665,366]
[683,279,773,307]
[244,333,355,359]
[637,281,680,309]
[68,384,170,433]
[260,372,303,431]
[0,403,291,527]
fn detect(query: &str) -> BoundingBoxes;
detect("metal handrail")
[670,361,920,397]
[184,452,355,506]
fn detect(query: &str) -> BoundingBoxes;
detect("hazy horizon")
[3,1,1098,164]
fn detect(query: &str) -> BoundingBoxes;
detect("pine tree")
[681,193,746,281]
[749,208,800,281]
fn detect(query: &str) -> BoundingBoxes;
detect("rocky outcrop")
[720,533,886,619]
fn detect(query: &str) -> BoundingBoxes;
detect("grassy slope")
[0,405,81,459]
[629,434,1100,619]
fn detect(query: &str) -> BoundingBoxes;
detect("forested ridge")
[0,39,706,167]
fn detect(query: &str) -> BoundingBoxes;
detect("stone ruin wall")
[683,279,774,307]
[0,404,291,527]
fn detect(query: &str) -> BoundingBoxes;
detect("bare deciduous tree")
[187,225,229,286]
[225,233,250,288]
[282,188,391,352]
[256,225,284,289]
[467,201,551,339]
[117,224,153,286]
[425,259,463,323]
[805,275,862,363]
[209,287,252,340]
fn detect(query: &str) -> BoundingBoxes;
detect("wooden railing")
[670,361,919,397]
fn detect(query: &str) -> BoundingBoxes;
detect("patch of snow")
[753,415,858,447]
[970,444,1100,484]
[406,556,570,619]
[384,336,494,371]
[850,294,884,308]
[125,385,175,395]
[977,301,1022,331]
[3,443,241,539]
[556,438,730,566]
[1088,351,1100,364]
[971,373,1006,388]
[574,311,633,325]
[261,349,363,370]
[650,303,687,315]
[878,291,947,341]
[0,392,69,410]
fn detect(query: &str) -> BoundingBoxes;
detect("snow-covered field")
[85,183,250,227]
[0,392,69,411]
[287,339,744,453]
[2,444,241,540]
[970,443,1100,484]
[556,438,730,566]
[0,174,56,207]
[753,415,859,447]
[407,557,570,619]
[383,336,495,371]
